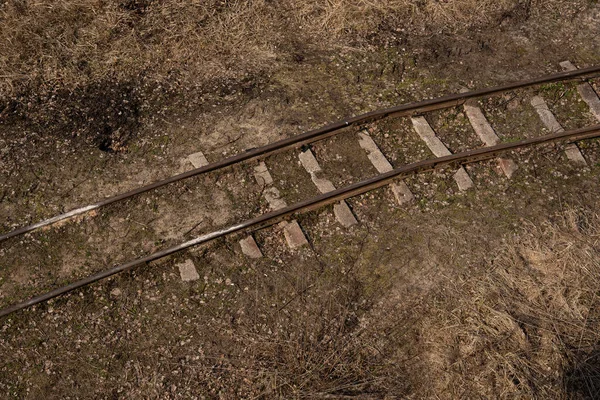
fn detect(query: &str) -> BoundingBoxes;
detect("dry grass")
[293,0,522,37]
[2,202,600,397]
[192,207,600,398]
[0,0,276,94]
[393,208,600,398]
[0,0,564,98]
[0,0,281,148]
[0,0,587,150]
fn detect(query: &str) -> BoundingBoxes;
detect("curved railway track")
[2,62,600,318]
[2,65,600,242]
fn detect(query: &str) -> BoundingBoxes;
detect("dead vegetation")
[384,207,600,398]
[250,206,600,398]
[0,0,563,95]
[249,206,600,398]
[0,0,587,150]
[3,139,600,396]
[5,203,599,398]
[2,0,600,398]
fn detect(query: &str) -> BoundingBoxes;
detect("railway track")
[2,62,600,318]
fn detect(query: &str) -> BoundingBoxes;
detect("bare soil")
[1,0,600,398]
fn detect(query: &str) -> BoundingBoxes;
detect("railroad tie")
[410,116,474,191]
[298,149,358,228]
[178,151,210,280]
[178,150,210,174]
[251,161,308,251]
[4,125,600,318]
[530,95,587,165]
[560,61,600,122]
[177,259,200,282]
[357,131,415,204]
[181,151,265,265]
[186,150,209,169]
[239,235,263,259]
[463,101,518,178]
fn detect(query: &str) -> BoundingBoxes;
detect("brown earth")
[1,0,600,398]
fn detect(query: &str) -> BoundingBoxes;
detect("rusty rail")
[2,123,599,318]
[2,66,600,243]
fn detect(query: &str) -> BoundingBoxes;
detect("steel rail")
[2,124,600,318]
[2,66,600,243]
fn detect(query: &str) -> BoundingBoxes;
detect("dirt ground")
[1,0,600,398]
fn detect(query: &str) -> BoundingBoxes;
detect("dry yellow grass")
[293,0,522,37]
[400,208,600,398]
[0,0,277,95]
[196,207,600,397]
[0,0,558,98]
[0,0,584,151]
